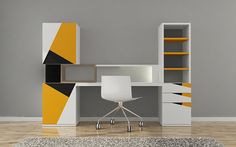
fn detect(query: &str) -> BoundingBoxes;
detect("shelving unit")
[159,23,191,126]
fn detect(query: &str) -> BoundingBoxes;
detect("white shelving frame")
[159,23,192,126]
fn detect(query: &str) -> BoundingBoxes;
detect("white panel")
[42,23,61,63]
[163,83,191,93]
[58,87,77,125]
[96,66,153,82]
[163,93,191,102]
[162,103,191,126]
[152,65,161,83]
[158,24,164,83]
[76,87,80,123]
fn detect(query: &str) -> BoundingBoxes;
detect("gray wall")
[0,0,236,117]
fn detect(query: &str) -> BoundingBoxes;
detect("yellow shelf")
[164,37,188,42]
[164,68,190,71]
[164,52,189,55]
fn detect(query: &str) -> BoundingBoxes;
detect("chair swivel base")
[95,102,144,132]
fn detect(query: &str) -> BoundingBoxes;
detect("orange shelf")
[164,52,189,55]
[164,37,188,42]
[164,68,190,71]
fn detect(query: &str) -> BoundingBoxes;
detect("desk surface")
[76,82,163,87]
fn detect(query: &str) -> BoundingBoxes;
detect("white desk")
[76,82,163,87]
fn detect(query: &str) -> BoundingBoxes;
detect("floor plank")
[0,121,235,146]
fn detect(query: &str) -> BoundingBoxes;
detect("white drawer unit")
[163,83,191,93]
[162,102,191,126]
[161,85,192,126]
[163,93,191,103]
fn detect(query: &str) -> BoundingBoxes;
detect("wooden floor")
[0,121,236,146]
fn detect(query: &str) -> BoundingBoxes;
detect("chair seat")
[103,97,142,103]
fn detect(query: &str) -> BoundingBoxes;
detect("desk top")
[76,82,163,87]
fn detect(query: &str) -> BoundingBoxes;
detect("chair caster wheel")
[110,119,115,125]
[139,121,144,127]
[127,125,132,132]
[96,122,101,130]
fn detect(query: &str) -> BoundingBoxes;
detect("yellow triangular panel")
[50,23,76,63]
[182,93,192,98]
[182,102,192,108]
[42,83,69,124]
[182,83,191,88]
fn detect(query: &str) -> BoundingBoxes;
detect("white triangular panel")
[163,83,191,93]
[163,94,191,102]
[42,23,61,63]
[58,87,77,125]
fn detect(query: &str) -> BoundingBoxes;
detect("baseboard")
[1,117,236,122]
[0,117,42,121]
[79,117,159,122]
[192,117,236,121]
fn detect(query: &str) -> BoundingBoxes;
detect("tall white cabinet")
[158,23,192,126]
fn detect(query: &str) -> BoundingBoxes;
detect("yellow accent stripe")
[182,102,192,107]
[164,37,188,42]
[182,93,192,98]
[182,83,191,88]
[164,52,189,55]
[42,83,69,124]
[164,68,190,71]
[50,23,76,63]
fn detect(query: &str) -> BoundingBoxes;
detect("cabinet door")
[42,83,77,125]
[42,23,79,64]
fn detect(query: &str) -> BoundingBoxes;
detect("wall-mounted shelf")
[164,37,188,42]
[164,52,189,55]
[164,68,190,71]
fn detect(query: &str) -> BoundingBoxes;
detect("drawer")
[162,102,191,126]
[163,93,191,102]
[163,83,191,93]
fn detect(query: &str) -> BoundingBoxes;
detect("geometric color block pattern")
[58,85,77,125]
[42,83,75,124]
[42,23,80,126]
[42,23,78,64]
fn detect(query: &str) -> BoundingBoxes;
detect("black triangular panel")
[174,83,182,86]
[47,83,75,97]
[43,50,72,64]
[174,103,182,105]
[174,93,182,95]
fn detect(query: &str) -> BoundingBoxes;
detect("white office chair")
[96,76,143,132]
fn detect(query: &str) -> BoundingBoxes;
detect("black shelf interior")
[45,65,61,83]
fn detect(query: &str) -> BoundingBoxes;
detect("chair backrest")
[101,76,132,102]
